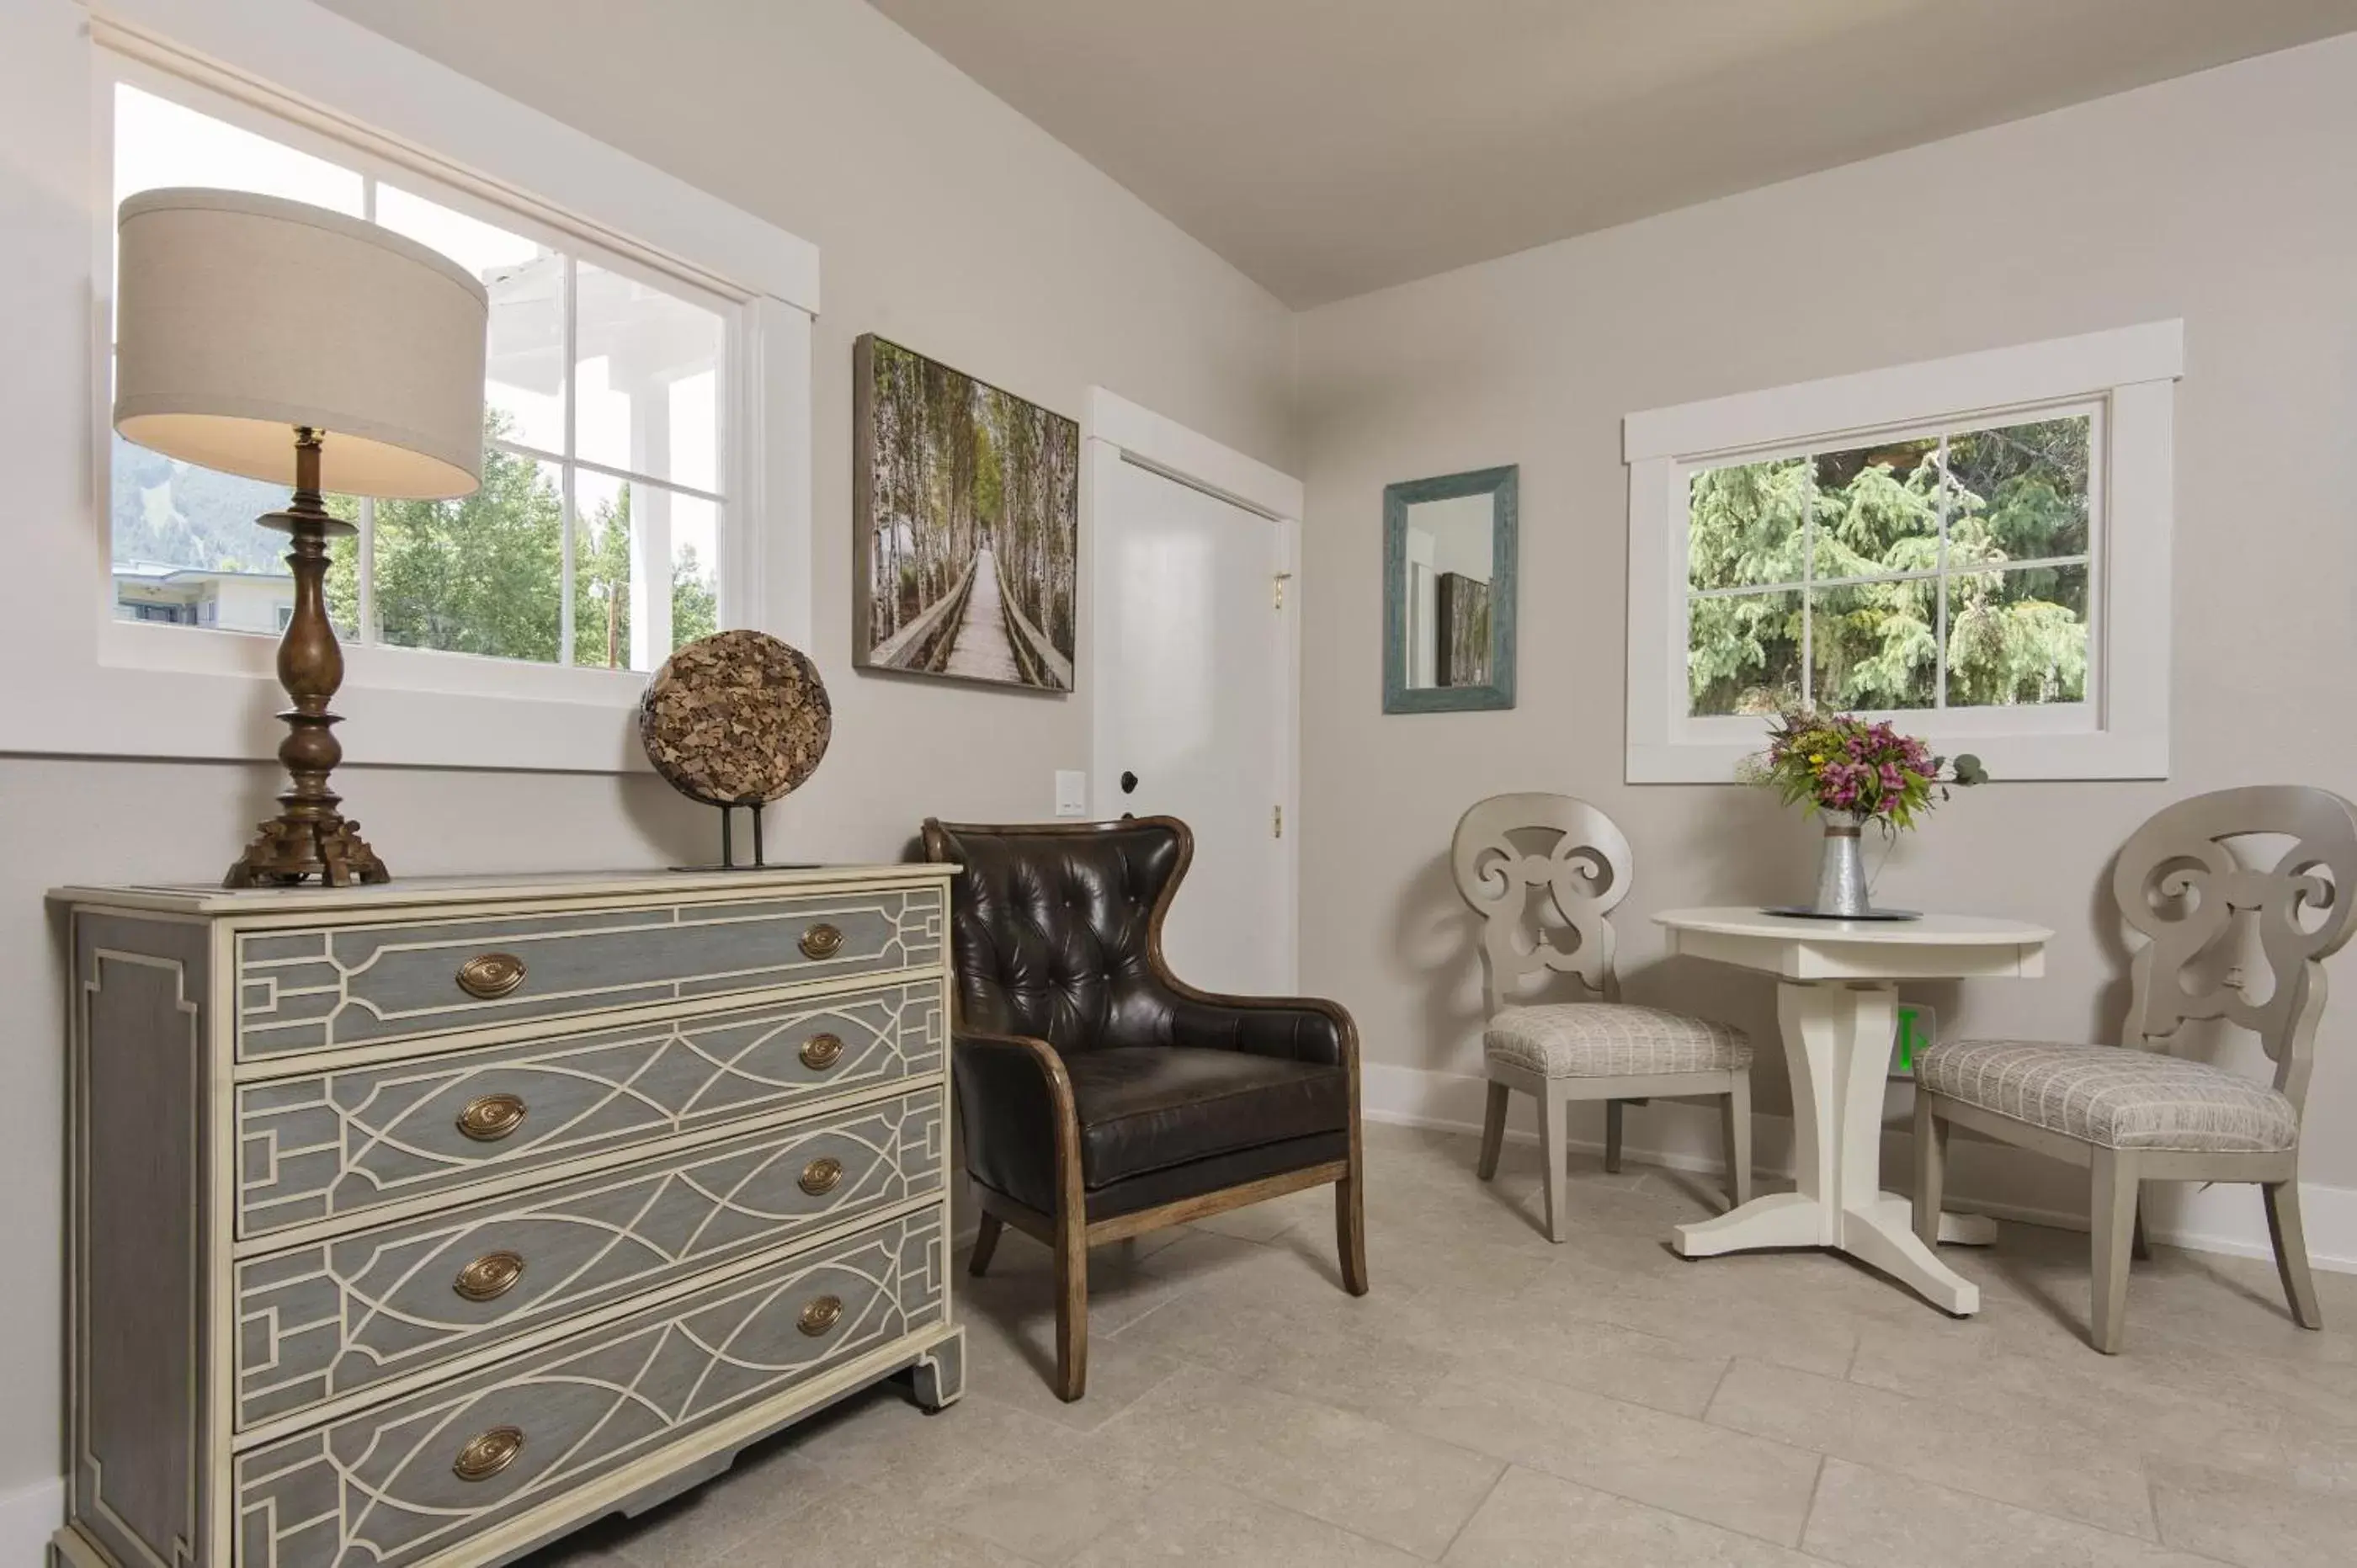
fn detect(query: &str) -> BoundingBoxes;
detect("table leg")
[1673,979,1980,1315]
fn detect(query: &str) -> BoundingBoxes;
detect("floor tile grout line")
[1429,1461,1513,1564]
[1793,1454,1829,1555]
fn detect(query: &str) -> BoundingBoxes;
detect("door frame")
[1083,387,1305,993]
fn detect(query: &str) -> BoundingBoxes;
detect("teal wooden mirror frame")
[1383,465,1518,713]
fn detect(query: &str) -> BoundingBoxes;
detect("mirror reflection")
[1400,493,1497,690]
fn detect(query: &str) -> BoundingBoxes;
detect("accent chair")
[922,816,1367,1401]
[1451,792,1754,1241]
[1914,785,2357,1352]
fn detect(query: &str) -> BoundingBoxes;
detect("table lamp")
[114,188,489,888]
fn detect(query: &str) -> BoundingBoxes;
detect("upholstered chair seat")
[923,816,1366,1402]
[1917,1039,2298,1154]
[1451,793,1754,1241]
[1487,1003,1752,1080]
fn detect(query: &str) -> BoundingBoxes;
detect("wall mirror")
[1384,465,1518,712]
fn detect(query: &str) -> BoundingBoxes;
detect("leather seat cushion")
[1485,1003,1751,1078]
[1067,1046,1350,1189]
[1918,1039,2299,1153]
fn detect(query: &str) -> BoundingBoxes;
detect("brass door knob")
[798,1156,844,1197]
[454,1251,526,1303]
[798,923,845,960]
[452,1426,524,1482]
[455,952,528,1000]
[797,1294,843,1337]
[456,1093,529,1143]
[799,1033,845,1071]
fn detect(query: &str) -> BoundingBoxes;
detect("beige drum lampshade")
[114,187,490,499]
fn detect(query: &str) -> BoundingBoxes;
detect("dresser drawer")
[235,1209,947,1568]
[238,981,943,1237]
[235,885,945,1060]
[237,1086,944,1428]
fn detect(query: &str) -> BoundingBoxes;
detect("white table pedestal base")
[1672,978,1982,1316]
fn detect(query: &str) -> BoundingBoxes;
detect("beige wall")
[1294,36,2357,1214]
[0,0,1291,1502]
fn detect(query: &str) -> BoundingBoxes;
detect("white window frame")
[1623,321,2181,784]
[6,0,817,774]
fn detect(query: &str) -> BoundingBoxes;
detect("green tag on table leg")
[1894,1004,1935,1076]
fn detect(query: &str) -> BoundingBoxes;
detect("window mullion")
[1800,461,1814,707]
[1934,433,1950,710]
[559,254,577,666]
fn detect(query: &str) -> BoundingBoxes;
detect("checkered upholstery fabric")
[1484,1004,1751,1079]
[1917,1039,2299,1153]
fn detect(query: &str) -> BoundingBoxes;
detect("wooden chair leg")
[1604,1098,1625,1174]
[1913,1093,1947,1250]
[1336,1155,1370,1297]
[1539,1081,1571,1243]
[1721,1071,1753,1210]
[2264,1179,2324,1330]
[2131,1203,2152,1262]
[1052,1206,1088,1401]
[2088,1150,2139,1354]
[1475,1080,1510,1182]
[968,1212,1003,1277]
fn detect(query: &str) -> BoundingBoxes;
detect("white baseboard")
[1359,1061,2357,1275]
[0,1475,61,1565]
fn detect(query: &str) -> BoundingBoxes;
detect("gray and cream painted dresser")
[51,865,963,1568]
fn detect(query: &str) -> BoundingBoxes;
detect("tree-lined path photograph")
[854,336,1078,693]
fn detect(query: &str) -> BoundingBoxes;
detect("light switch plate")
[1054,770,1088,817]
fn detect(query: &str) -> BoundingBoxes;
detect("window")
[105,73,734,674]
[1625,324,2181,782]
[1686,410,2093,717]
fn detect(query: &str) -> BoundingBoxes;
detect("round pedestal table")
[1653,906,2053,1316]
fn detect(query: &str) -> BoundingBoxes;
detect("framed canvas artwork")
[854,334,1079,691]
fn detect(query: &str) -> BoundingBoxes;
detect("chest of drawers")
[51,867,962,1568]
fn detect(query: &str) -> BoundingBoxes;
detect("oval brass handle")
[799,1033,845,1071]
[799,923,845,960]
[456,1093,528,1143]
[797,1294,843,1337]
[798,1156,844,1197]
[452,1426,524,1483]
[453,1251,526,1303]
[456,953,527,1000]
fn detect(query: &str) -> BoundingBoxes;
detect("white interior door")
[1095,454,1293,997]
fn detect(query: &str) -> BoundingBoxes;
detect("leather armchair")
[922,816,1367,1400]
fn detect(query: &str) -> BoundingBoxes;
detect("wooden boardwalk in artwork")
[942,545,1021,683]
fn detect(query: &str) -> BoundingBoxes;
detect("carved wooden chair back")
[2112,784,2357,1111]
[1450,792,1634,1014]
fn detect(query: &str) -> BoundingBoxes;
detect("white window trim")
[1623,321,2180,784]
[8,0,817,774]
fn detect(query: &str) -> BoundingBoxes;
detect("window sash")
[1673,399,2105,720]
[97,49,742,676]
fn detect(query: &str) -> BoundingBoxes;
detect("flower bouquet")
[1738,709,1986,916]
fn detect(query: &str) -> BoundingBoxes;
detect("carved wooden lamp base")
[222,429,391,890]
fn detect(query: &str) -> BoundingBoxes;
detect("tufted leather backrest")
[922,816,1190,1054]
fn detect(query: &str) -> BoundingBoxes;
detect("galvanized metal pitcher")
[1814,812,1874,917]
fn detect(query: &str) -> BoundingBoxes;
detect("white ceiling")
[868,0,2357,307]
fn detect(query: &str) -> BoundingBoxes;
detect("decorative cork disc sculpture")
[640,630,833,868]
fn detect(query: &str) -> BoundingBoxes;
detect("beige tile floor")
[532,1123,2357,1567]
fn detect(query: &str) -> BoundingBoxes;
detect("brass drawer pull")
[800,1033,845,1071]
[456,1093,528,1143]
[797,1294,843,1337]
[799,923,844,960]
[454,1251,526,1303]
[455,952,528,1000]
[798,1156,844,1197]
[452,1425,524,1483]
